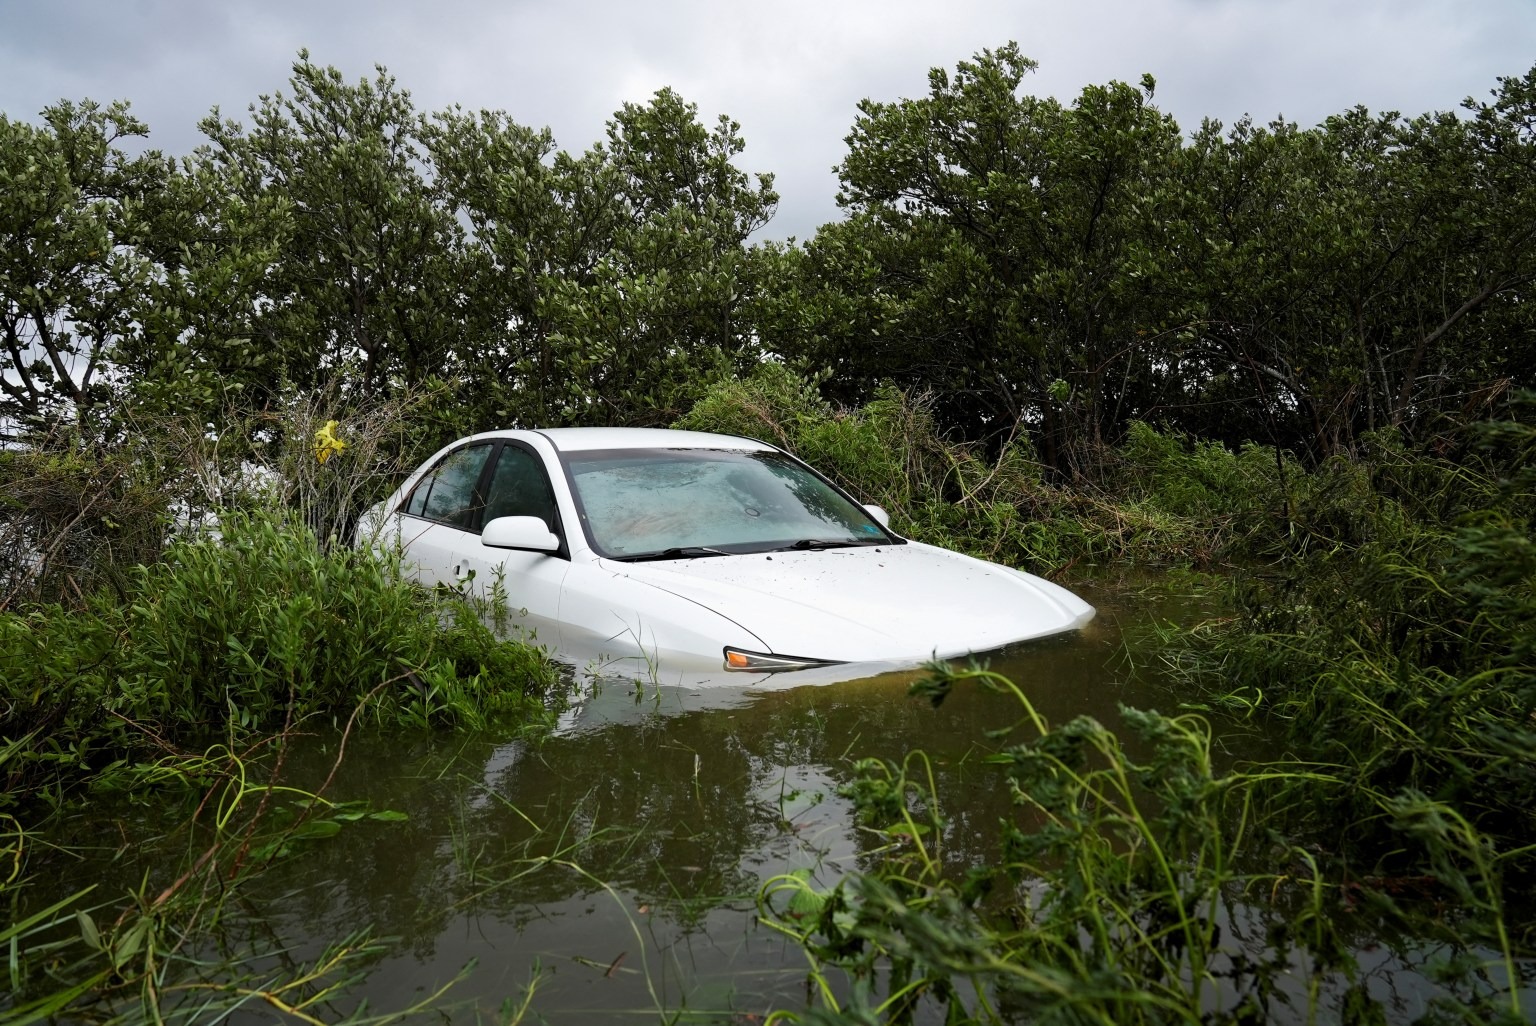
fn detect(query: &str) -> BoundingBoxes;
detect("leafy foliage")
[7,46,1536,467]
[0,509,557,810]
[430,85,779,428]
[1158,402,1536,919]
[5,42,1536,1026]
[760,665,1527,1025]
[0,433,171,608]
[768,46,1536,473]
[679,364,1291,570]
[0,100,168,434]
[195,54,467,401]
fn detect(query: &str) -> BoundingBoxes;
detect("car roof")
[531,427,777,453]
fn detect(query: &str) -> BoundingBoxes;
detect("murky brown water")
[24,577,1526,1023]
[229,579,1173,1021]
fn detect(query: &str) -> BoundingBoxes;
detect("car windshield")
[564,447,891,558]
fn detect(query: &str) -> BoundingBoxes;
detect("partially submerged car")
[359,428,1094,683]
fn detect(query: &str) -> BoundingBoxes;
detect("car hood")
[597,541,1094,663]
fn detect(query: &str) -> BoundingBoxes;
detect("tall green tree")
[195,53,465,400]
[427,106,617,426]
[1175,83,1536,455]
[113,154,293,422]
[782,44,1536,466]
[547,88,780,425]
[0,101,164,435]
[430,88,778,428]
[779,44,1185,475]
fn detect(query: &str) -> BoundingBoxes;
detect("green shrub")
[677,366,1226,570]
[0,388,446,612]
[759,664,1527,1025]
[0,510,557,809]
[1159,404,1536,895]
[0,439,171,609]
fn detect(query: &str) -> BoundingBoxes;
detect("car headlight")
[723,647,841,672]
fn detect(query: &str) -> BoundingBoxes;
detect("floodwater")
[256,581,1164,1022]
[23,577,1528,1023]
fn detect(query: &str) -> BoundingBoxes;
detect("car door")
[394,442,495,589]
[454,441,569,649]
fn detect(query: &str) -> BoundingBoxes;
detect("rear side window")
[402,444,492,528]
[483,445,558,530]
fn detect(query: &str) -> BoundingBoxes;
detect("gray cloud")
[3,0,1532,240]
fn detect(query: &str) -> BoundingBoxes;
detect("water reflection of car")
[358,428,1095,684]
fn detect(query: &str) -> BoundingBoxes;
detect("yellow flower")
[313,420,348,464]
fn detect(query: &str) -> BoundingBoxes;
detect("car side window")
[402,444,492,528]
[483,445,559,531]
[403,481,429,517]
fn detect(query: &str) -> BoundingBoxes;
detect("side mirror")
[481,515,559,553]
[863,504,891,528]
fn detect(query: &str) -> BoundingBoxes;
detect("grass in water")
[757,663,1527,1025]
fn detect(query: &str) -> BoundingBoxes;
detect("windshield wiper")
[770,538,883,552]
[611,546,733,562]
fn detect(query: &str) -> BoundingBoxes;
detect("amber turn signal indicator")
[721,647,841,672]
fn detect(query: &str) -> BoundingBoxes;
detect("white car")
[360,428,1094,683]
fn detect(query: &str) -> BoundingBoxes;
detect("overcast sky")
[3,0,1533,241]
